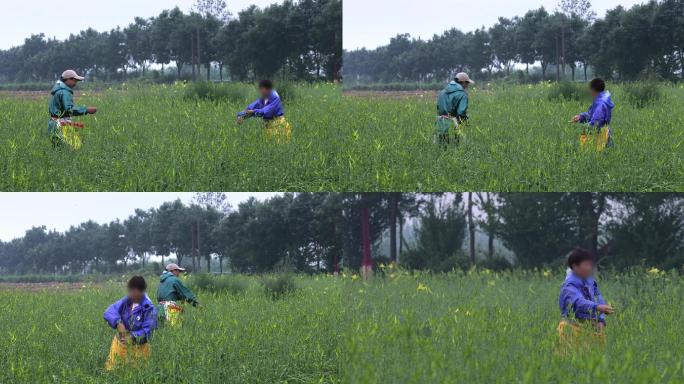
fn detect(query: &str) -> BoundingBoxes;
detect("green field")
[2,270,683,383]
[1,83,682,191]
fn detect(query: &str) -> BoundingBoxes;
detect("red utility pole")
[361,207,373,280]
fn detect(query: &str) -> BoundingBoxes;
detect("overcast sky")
[344,0,646,50]
[0,193,279,241]
[1,0,283,49]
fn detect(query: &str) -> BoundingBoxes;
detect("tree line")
[344,0,684,83]
[0,193,682,276]
[0,0,342,83]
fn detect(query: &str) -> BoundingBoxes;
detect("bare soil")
[0,282,99,292]
[343,90,439,100]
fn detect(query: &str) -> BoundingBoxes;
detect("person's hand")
[597,321,606,330]
[246,110,255,116]
[116,322,126,334]
[597,304,614,315]
[87,107,98,114]
[571,115,581,123]
[237,117,244,125]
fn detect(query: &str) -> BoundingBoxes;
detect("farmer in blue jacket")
[237,80,292,143]
[48,70,97,148]
[103,276,157,370]
[572,78,615,149]
[559,248,614,329]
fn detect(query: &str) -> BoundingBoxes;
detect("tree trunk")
[577,193,604,256]
[388,193,399,263]
[584,63,588,82]
[468,192,475,264]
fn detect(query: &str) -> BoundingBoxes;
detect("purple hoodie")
[103,294,157,344]
[579,91,615,129]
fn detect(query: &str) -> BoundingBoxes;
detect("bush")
[262,274,298,300]
[189,274,249,296]
[183,82,251,103]
[548,81,585,101]
[273,81,297,102]
[623,82,662,108]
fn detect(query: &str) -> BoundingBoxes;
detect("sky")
[0,193,279,241]
[344,0,646,50]
[1,0,283,49]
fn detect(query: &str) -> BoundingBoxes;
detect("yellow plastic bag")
[105,336,150,371]
[580,127,610,152]
[160,301,184,328]
[556,320,606,356]
[265,116,292,144]
[61,123,83,150]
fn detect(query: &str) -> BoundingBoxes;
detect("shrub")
[262,274,298,299]
[270,81,292,102]
[623,82,662,108]
[548,81,585,101]
[189,274,249,296]
[183,82,251,103]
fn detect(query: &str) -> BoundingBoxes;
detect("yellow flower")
[648,267,661,274]
[417,283,432,293]
[351,274,359,281]
[543,270,551,277]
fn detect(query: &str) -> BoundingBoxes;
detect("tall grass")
[2,270,683,382]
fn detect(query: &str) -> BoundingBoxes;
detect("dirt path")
[0,282,99,292]
[343,90,439,99]
[0,90,102,100]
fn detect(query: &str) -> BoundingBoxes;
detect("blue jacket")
[237,90,285,121]
[559,272,606,323]
[579,91,615,129]
[103,295,158,344]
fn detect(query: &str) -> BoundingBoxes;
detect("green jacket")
[436,81,469,119]
[156,271,198,306]
[49,81,88,118]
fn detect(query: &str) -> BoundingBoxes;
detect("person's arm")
[238,99,261,118]
[577,102,594,124]
[103,298,124,329]
[561,285,598,316]
[60,91,89,117]
[173,279,199,306]
[455,93,469,120]
[595,283,607,323]
[130,306,158,344]
[587,103,608,128]
[253,94,282,120]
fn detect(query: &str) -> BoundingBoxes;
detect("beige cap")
[455,72,474,84]
[166,263,186,272]
[61,70,84,81]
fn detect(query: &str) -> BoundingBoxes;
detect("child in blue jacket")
[237,80,292,143]
[559,248,614,329]
[103,276,157,370]
[572,78,616,149]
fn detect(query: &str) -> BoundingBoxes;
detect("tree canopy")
[1,193,682,275]
[0,0,341,83]
[344,0,684,83]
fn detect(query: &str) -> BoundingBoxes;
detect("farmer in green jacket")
[48,70,97,148]
[435,72,473,147]
[156,263,199,327]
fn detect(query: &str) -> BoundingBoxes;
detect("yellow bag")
[556,319,606,356]
[265,116,292,144]
[61,123,83,150]
[160,301,184,328]
[105,336,151,371]
[580,127,610,152]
